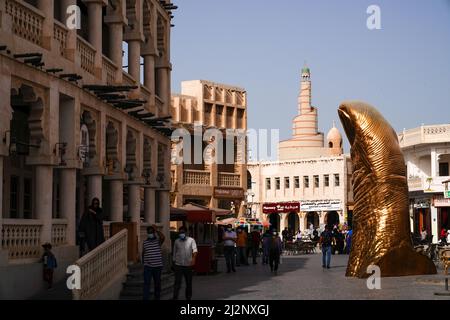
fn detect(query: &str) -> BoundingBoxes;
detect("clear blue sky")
[170,0,450,155]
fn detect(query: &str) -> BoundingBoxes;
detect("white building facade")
[399,124,450,243]
[248,156,352,233]
[247,66,353,233]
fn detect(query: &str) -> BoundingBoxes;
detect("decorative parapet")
[51,219,68,247]
[183,169,211,185]
[5,0,44,47]
[77,36,96,75]
[72,229,128,300]
[1,219,42,260]
[218,172,241,187]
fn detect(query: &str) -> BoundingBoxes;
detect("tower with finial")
[278,63,343,160]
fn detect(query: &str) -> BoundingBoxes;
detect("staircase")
[120,263,174,300]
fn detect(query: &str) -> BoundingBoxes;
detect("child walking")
[41,243,57,289]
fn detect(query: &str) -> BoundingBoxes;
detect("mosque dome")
[327,123,342,150]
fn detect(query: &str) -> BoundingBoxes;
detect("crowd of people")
[281,224,353,255]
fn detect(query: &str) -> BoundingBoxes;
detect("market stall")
[176,203,232,274]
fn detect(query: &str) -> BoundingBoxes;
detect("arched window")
[329,141,333,148]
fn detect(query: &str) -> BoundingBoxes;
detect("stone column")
[158,190,170,247]
[144,187,156,224]
[431,206,438,244]
[87,175,102,205]
[37,0,54,50]
[36,166,53,244]
[85,0,105,78]
[105,9,126,83]
[128,40,142,82]
[128,184,141,223]
[110,180,124,222]
[157,66,170,115]
[143,54,156,92]
[59,168,77,246]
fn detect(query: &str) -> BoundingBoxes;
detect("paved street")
[166,253,450,300]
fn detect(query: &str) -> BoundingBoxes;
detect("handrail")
[72,229,128,300]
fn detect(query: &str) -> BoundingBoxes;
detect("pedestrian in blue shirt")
[41,243,57,289]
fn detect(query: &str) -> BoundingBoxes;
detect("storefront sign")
[262,202,300,214]
[413,199,430,209]
[300,199,342,212]
[433,195,450,207]
[214,187,244,199]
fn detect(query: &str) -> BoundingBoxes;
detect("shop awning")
[170,207,189,221]
[180,203,215,223]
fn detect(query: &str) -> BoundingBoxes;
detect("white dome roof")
[327,125,342,142]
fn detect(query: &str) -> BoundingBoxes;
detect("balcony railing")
[155,95,164,115]
[407,177,423,191]
[72,229,128,300]
[219,172,241,187]
[53,20,68,58]
[103,221,111,240]
[122,71,136,86]
[183,169,211,185]
[408,176,450,193]
[51,219,68,247]
[399,124,450,148]
[77,36,96,75]
[5,0,44,47]
[1,219,42,260]
[102,56,117,85]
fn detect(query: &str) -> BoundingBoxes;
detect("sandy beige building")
[170,80,248,217]
[0,0,174,299]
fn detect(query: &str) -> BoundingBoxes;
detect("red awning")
[170,207,189,221]
[180,203,215,223]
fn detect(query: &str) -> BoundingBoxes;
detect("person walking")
[78,197,105,254]
[282,228,289,247]
[440,227,447,244]
[223,224,237,273]
[295,230,302,242]
[41,243,57,289]
[420,228,428,244]
[142,225,165,300]
[345,228,353,254]
[249,227,261,264]
[236,227,249,266]
[320,225,334,269]
[261,230,271,265]
[172,226,198,300]
[268,231,282,275]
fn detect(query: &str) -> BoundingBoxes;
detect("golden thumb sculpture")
[338,101,436,277]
